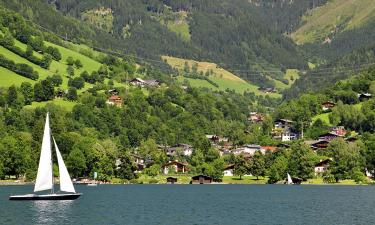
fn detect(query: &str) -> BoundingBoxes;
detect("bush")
[323,171,336,183]
[0,54,39,80]
[352,169,367,184]
[148,179,159,184]
[129,179,142,184]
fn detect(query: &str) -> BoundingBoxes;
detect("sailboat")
[287,173,294,185]
[9,113,81,200]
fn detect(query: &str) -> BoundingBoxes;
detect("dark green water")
[1,184,375,225]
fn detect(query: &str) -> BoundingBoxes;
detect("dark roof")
[315,159,332,167]
[191,175,213,180]
[224,164,235,170]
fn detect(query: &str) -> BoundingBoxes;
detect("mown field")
[291,0,375,44]
[163,55,281,97]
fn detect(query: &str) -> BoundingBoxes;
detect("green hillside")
[163,55,280,97]
[0,0,307,88]
[291,0,375,44]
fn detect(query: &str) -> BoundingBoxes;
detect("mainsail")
[53,138,76,193]
[34,113,53,192]
[287,173,293,185]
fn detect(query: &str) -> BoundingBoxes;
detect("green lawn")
[24,98,77,111]
[0,66,36,87]
[0,45,51,80]
[312,102,363,126]
[222,176,268,184]
[45,41,102,74]
[303,178,366,185]
[312,112,332,125]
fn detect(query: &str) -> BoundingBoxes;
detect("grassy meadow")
[291,0,375,44]
[163,55,281,97]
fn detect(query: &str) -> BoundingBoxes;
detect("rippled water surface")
[1,184,375,225]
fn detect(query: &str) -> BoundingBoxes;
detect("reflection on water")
[32,200,74,224]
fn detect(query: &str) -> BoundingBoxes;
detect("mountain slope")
[0,0,308,88]
[291,0,375,45]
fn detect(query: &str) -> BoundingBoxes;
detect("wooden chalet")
[318,132,342,141]
[310,140,330,150]
[274,119,294,129]
[315,159,331,175]
[191,175,213,184]
[162,161,188,174]
[106,95,123,107]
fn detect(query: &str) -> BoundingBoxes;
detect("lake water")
[1,184,375,225]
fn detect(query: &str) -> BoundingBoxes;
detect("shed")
[191,175,213,184]
[166,177,178,184]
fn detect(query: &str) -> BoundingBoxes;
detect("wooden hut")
[166,177,177,184]
[191,175,213,184]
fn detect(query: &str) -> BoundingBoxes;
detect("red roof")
[108,95,122,100]
[262,146,277,152]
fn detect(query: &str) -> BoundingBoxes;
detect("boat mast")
[49,113,54,194]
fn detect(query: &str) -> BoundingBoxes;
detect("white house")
[314,159,331,175]
[166,144,193,157]
[232,144,262,155]
[224,164,234,176]
[281,130,298,142]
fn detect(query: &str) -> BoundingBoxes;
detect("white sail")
[34,113,53,192]
[53,138,76,193]
[287,173,293,185]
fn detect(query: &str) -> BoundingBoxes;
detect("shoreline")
[0,182,370,186]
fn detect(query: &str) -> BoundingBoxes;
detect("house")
[232,144,262,156]
[358,93,372,101]
[281,130,298,142]
[130,78,160,87]
[330,126,346,136]
[106,95,123,107]
[310,140,330,150]
[166,144,193,157]
[322,101,335,111]
[162,161,188,174]
[115,154,145,172]
[132,154,145,171]
[191,175,213,184]
[166,177,178,184]
[205,135,229,145]
[315,159,331,175]
[248,112,264,123]
[318,132,342,141]
[224,164,234,176]
[274,119,294,129]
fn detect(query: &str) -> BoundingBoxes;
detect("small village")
[68,76,374,185]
